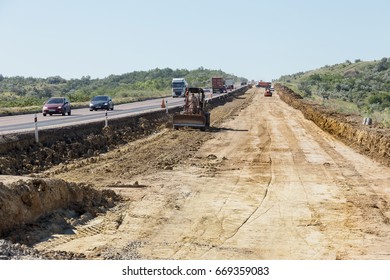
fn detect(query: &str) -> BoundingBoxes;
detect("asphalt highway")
[0,90,232,135]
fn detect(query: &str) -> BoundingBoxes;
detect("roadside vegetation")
[0,67,244,115]
[276,58,390,127]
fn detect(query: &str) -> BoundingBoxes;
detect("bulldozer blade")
[173,114,206,129]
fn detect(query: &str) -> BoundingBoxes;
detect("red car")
[42,97,72,116]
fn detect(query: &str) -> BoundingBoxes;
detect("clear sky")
[0,0,389,81]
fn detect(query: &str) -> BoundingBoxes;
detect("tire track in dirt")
[34,203,127,252]
[132,90,276,259]
[266,96,357,258]
[202,94,332,259]
[263,94,390,259]
[218,117,274,243]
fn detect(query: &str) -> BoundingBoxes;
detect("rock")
[207,154,217,160]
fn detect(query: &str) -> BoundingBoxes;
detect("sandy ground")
[33,88,390,259]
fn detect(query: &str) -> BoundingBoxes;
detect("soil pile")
[0,176,120,243]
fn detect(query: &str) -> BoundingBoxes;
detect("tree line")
[0,67,243,108]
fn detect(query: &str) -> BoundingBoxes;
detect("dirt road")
[35,88,390,259]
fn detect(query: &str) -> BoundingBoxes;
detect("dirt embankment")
[0,112,174,176]
[275,84,390,167]
[0,177,120,244]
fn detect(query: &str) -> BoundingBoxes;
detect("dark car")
[42,97,71,116]
[219,86,227,93]
[89,95,114,111]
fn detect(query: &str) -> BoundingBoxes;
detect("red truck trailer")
[212,77,225,93]
[258,81,272,88]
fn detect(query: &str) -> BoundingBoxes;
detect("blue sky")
[0,0,389,81]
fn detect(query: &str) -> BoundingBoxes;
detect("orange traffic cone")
[161,98,166,108]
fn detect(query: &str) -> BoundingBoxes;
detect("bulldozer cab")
[184,87,205,114]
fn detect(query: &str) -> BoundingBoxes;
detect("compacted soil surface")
[1,87,389,259]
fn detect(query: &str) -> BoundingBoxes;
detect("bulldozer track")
[34,204,127,251]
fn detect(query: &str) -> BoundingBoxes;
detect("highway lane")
[0,96,185,134]
[0,90,232,135]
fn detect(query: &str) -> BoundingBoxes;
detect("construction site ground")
[2,87,390,260]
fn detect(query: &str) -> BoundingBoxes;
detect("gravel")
[0,239,86,260]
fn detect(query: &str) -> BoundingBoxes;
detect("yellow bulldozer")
[172,87,210,131]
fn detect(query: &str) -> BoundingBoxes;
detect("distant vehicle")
[270,87,275,91]
[212,77,225,93]
[89,95,114,111]
[264,88,272,97]
[225,77,234,90]
[258,81,272,88]
[42,97,71,116]
[172,78,188,98]
[203,88,212,93]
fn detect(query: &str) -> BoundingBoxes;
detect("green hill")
[276,58,390,126]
